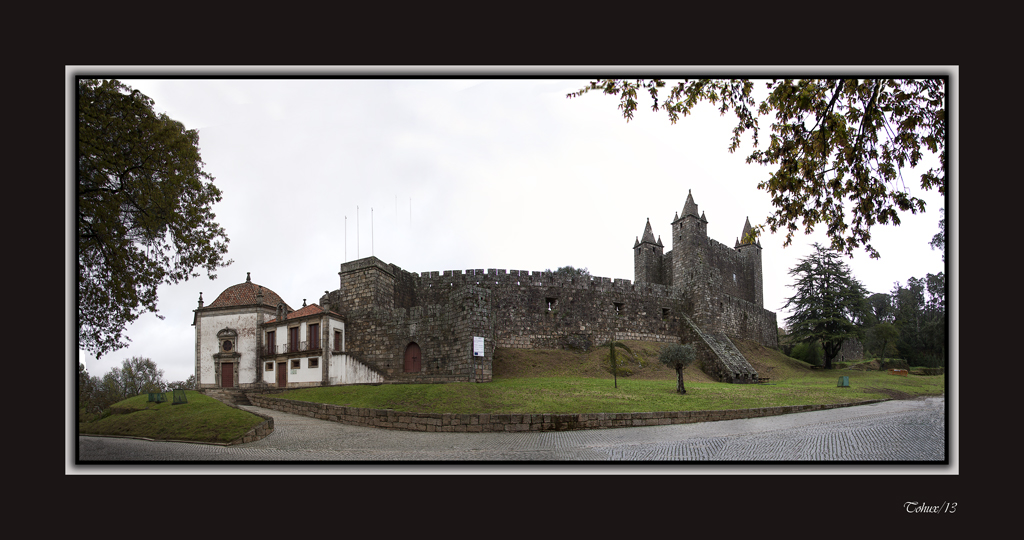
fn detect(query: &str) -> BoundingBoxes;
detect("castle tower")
[734,216,764,307]
[670,190,714,325]
[671,190,709,287]
[633,218,666,285]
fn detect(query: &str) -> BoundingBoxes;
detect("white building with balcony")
[192,272,381,389]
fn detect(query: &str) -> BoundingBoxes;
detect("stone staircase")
[202,388,252,406]
[680,314,758,383]
[703,332,758,383]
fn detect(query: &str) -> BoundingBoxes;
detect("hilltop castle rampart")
[323,190,777,385]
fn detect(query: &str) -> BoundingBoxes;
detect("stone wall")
[332,260,493,383]
[247,393,886,433]
[837,338,865,363]
[406,266,689,351]
[331,253,776,386]
[327,257,782,385]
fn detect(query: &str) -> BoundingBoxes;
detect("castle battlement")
[201,189,778,392]
[408,266,677,297]
[322,189,776,385]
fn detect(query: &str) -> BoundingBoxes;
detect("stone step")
[202,389,252,406]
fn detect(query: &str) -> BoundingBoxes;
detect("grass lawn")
[268,340,945,415]
[76,340,945,443]
[77,390,265,444]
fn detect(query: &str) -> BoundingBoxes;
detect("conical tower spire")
[640,218,657,245]
[682,190,699,218]
[739,217,753,245]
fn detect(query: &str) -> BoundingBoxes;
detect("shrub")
[790,341,823,366]
[878,358,910,371]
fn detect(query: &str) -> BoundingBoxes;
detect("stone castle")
[194,190,778,390]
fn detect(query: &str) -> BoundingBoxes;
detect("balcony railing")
[259,341,322,357]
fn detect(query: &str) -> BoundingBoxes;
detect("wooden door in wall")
[277,362,287,388]
[221,362,233,388]
[404,342,421,373]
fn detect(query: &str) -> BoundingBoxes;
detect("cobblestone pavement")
[75,396,947,464]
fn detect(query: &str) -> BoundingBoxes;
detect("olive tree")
[659,344,696,394]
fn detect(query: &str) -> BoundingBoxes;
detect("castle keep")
[193,190,778,390]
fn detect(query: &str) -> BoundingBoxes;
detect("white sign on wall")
[473,336,484,357]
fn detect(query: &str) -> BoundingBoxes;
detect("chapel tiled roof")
[207,273,291,310]
[265,303,343,324]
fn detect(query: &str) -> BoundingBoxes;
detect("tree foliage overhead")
[568,78,946,259]
[930,208,946,262]
[78,79,232,358]
[783,243,870,369]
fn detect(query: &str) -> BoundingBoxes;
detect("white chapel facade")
[193,272,381,389]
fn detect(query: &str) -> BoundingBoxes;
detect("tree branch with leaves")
[568,78,945,259]
[77,79,232,358]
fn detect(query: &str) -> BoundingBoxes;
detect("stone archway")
[404,342,421,373]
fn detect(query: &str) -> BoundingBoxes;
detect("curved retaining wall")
[230,409,275,444]
[247,393,886,433]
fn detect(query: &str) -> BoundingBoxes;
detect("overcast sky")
[68,69,955,384]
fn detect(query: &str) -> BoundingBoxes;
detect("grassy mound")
[731,338,819,380]
[77,390,265,444]
[270,340,944,414]
[493,340,716,383]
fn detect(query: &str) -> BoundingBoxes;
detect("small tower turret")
[634,218,666,285]
[734,216,764,307]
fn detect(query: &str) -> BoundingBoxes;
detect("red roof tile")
[207,277,291,310]
[265,303,343,324]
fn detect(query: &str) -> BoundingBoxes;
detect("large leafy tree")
[103,356,166,398]
[79,357,168,414]
[783,243,870,369]
[547,265,591,278]
[890,272,946,367]
[568,78,946,259]
[866,292,894,325]
[78,79,231,358]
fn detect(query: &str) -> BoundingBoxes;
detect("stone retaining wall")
[246,393,885,433]
[214,398,275,444]
[231,412,275,444]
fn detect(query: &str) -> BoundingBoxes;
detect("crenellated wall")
[406,265,686,348]
[323,191,777,385]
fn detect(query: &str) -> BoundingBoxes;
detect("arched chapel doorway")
[404,342,421,373]
[221,362,234,388]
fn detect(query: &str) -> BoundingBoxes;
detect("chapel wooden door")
[221,362,233,388]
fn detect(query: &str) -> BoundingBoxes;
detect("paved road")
[75,396,947,463]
